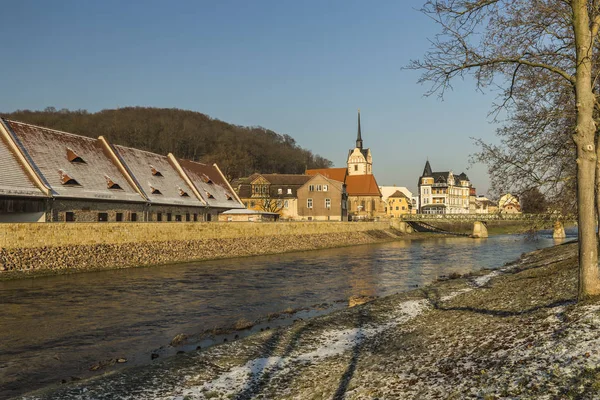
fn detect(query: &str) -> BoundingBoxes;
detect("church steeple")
[356,109,363,149]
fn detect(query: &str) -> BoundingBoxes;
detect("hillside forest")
[1,107,333,180]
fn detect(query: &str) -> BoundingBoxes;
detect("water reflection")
[0,232,569,398]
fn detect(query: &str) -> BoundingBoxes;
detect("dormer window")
[59,170,80,186]
[226,193,234,201]
[151,186,162,195]
[179,188,190,197]
[206,191,215,199]
[105,176,123,190]
[150,165,163,177]
[202,176,213,184]
[67,148,86,164]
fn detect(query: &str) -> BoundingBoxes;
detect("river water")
[0,232,572,399]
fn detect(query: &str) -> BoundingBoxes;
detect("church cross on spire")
[356,109,363,149]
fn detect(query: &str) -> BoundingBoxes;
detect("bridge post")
[390,220,413,233]
[472,221,488,238]
[553,220,566,239]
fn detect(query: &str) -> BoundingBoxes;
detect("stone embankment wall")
[0,222,394,276]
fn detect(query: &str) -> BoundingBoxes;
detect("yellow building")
[386,190,412,218]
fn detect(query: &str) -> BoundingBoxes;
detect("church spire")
[356,109,363,149]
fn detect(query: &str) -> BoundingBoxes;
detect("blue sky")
[1,0,500,194]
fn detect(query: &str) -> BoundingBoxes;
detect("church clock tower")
[347,109,373,176]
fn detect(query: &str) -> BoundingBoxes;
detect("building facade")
[0,118,244,222]
[233,173,312,220]
[418,160,471,214]
[296,173,347,221]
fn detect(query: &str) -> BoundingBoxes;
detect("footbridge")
[392,213,573,239]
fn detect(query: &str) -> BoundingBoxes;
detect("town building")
[418,160,471,214]
[232,173,312,220]
[0,118,244,222]
[347,110,372,176]
[498,193,521,213]
[307,111,384,220]
[379,186,414,216]
[169,156,245,221]
[385,190,413,218]
[218,209,279,222]
[296,173,348,221]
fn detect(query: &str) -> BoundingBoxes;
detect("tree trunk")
[573,0,600,299]
[596,133,600,242]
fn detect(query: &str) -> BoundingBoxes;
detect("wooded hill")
[1,107,332,180]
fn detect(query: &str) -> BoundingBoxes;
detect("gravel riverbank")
[21,240,596,400]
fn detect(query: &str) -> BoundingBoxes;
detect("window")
[116,213,123,222]
[250,201,255,207]
[287,189,292,194]
[317,185,322,191]
[167,213,172,221]
[193,214,198,222]
[309,185,315,192]
[130,213,138,222]
[396,206,399,211]
[98,213,109,222]
[175,215,182,222]
[206,192,215,199]
[179,189,190,197]
[325,198,331,209]
[308,216,313,221]
[65,212,75,222]
[278,188,283,194]
[284,200,289,208]
[151,187,162,195]
[354,165,358,171]
[206,213,212,222]
[323,185,328,192]
[59,171,80,186]
[106,177,122,190]
[66,148,86,164]
[157,212,162,222]
[307,198,313,208]
[186,213,190,222]
[150,166,163,177]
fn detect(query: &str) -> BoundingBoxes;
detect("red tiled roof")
[306,168,347,183]
[345,174,381,196]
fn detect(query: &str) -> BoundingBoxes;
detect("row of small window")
[308,184,328,192]
[387,206,407,211]
[306,198,331,209]
[64,212,202,222]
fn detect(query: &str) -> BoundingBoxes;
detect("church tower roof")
[356,109,363,150]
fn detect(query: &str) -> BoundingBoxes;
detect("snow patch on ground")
[177,300,429,399]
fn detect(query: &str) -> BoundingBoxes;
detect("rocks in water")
[170,333,188,347]
[176,350,185,355]
[196,345,202,350]
[116,358,127,363]
[151,353,159,360]
[234,334,239,339]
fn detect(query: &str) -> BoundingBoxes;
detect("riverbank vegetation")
[24,241,600,399]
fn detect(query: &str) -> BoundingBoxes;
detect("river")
[0,232,572,399]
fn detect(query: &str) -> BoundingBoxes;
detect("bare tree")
[409,0,600,299]
[259,197,284,214]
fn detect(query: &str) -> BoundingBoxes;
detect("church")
[307,110,383,220]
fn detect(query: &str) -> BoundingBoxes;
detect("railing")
[400,213,575,222]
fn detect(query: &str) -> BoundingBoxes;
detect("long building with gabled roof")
[0,118,244,222]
